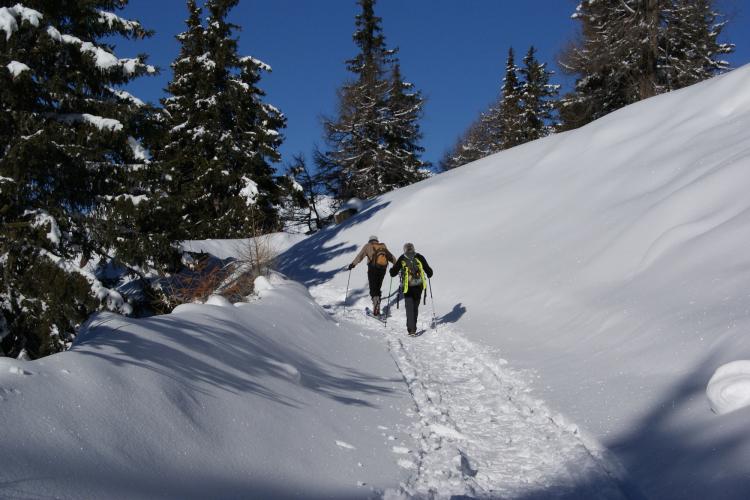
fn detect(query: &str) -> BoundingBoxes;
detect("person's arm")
[389,256,403,277]
[350,244,368,268]
[386,247,397,264]
[417,254,433,278]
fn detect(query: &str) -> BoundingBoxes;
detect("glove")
[348,263,355,270]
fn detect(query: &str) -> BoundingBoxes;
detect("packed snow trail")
[311,281,632,499]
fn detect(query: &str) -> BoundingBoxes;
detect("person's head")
[403,242,416,257]
[368,235,379,243]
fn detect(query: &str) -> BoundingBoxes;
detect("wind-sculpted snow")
[279,65,750,500]
[0,275,416,498]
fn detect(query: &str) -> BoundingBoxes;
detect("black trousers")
[367,265,387,298]
[403,287,423,333]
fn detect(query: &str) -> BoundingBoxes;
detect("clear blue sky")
[117,0,750,168]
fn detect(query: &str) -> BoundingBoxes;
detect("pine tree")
[318,0,428,200]
[661,0,733,89]
[382,62,430,188]
[158,0,285,241]
[497,47,525,150]
[518,46,559,143]
[439,114,491,171]
[560,0,733,130]
[0,2,154,358]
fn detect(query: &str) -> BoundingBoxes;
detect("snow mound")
[707,361,750,415]
[205,294,232,307]
[254,275,273,296]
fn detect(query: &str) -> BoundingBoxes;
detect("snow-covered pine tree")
[158,0,285,241]
[439,113,492,171]
[559,0,733,131]
[661,0,734,90]
[318,0,427,200]
[518,46,559,143]
[382,62,429,187]
[0,1,154,358]
[497,47,525,150]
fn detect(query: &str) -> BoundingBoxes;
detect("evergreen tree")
[318,0,427,200]
[439,114,491,171]
[560,0,733,130]
[158,0,285,240]
[497,47,525,150]
[518,46,559,143]
[661,0,733,89]
[382,62,430,187]
[0,1,154,358]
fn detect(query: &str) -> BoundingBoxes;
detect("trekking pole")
[428,277,437,332]
[384,276,393,328]
[344,268,351,308]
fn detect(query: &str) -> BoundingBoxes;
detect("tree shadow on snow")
[278,201,391,287]
[72,311,401,419]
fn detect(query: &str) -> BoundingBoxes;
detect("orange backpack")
[371,242,389,268]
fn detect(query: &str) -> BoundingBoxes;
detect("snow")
[181,233,307,260]
[707,361,750,415]
[4,58,750,499]
[58,113,123,132]
[240,55,272,72]
[0,278,414,498]
[127,136,148,161]
[112,89,145,107]
[27,209,61,246]
[6,60,29,78]
[276,64,750,499]
[239,175,259,206]
[0,5,42,40]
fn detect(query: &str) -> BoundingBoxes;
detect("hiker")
[348,236,396,316]
[390,243,433,336]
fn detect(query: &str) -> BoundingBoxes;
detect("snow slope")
[279,65,750,499]
[0,275,416,498]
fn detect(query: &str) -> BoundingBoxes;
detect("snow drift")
[0,275,414,498]
[280,65,750,500]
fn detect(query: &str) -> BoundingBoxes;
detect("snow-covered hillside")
[279,65,750,499]
[3,65,750,499]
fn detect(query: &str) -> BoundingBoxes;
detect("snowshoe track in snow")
[314,283,631,499]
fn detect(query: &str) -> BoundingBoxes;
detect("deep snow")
[2,63,750,499]
[279,65,750,499]
[0,275,416,498]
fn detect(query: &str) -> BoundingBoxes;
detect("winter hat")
[403,242,416,257]
[369,235,379,242]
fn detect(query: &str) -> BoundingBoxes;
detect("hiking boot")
[372,296,381,316]
[407,329,416,336]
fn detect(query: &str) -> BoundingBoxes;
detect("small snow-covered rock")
[707,360,750,415]
[205,294,232,308]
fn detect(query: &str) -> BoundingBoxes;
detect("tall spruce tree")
[158,0,285,240]
[518,46,559,143]
[0,1,154,358]
[560,0,733,130]
[441,46,559,170]
[497,47,525,150]
[317,0,427,200]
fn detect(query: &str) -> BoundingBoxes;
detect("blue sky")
[117,0,750,169]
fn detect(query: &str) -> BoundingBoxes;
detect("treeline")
[0,0,736,359]
[442,0,734,170]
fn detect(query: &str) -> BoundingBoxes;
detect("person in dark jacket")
[348,235,396,316]
[390,243,433,336]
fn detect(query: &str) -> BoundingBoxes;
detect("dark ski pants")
[367,265,387,298]
[403,287,423,333]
